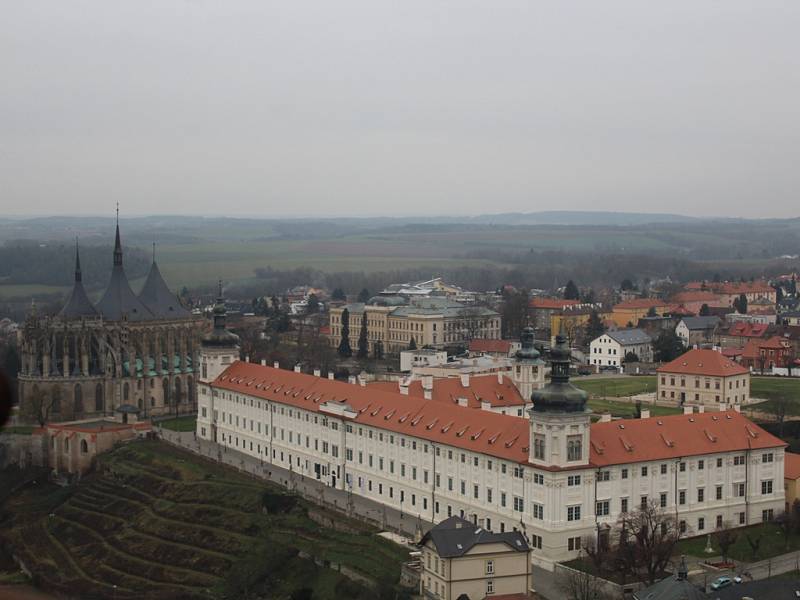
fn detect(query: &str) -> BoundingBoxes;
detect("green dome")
[515,327,540,361]
[531,335,587,413]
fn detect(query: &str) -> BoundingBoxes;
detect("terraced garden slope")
[0,441,411,600]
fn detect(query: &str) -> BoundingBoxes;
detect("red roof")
[369,374,526,409]
[718,281,774,295]
[670,291,722,304]
[214,361,778,468]
[721,347,743,358]
[786,453,800,480]
[214,362,532,463]
[469,339,513,354]
[727,322,769,338]
[614,298,665,310]
[591,411,784,467]
[742,336,790,359]
[529,297,580,310]
[666,304,695,316]
[657,348,749,377]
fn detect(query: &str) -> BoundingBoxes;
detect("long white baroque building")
[196,303,786,569]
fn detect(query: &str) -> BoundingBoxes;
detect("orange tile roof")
[719,281,774,295]
[369,374,527,409]
[591,411,784,467]
[727,322,769,338]
[670,291,722,303]
[614,298,666,310]
[214,362,532,463]
[785,452,800,480]
[469,339,513,354]
[666,304,695,316]
[529,298,580,310]
[742,336,790,359]
[657,348,749,377]
[214,362,779,468]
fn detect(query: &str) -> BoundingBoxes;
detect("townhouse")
[657,348,750,407]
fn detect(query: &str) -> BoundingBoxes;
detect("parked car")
[711,576,733,590]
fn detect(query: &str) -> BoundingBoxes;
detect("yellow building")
[329,297,501,354]
[785,453,800,511]
[549,308,611,345]
[419,516,531,600]
[611,298,669,327]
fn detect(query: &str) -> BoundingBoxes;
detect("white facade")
[589,332,653,367]
[196,362,785,569]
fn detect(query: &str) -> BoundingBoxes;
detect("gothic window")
[567,435,582,462]
[174,378,182,404]
[95,383,103,411]
[162,378,170,404]
[187,377,194,404]
[80,439,88,454]
[74,384,83,413]
[123,382,130,401]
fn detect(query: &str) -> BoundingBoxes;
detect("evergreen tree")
[337,308,352,357]
[585,309,605,341]
[357,288,371,303]
[305,293,319,314]
[620,279,635,291]
[624,351,640,363]
[331,287,346,301]
[734,293,748,314]
[653,329,685,362]
[357,314,368,359]
[563,280,580,300]
[646,306,657,317]
[699,303,710,316]
[408,336,417,350]
[775,285,784,303]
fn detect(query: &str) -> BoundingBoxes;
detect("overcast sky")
[1,1,798,219]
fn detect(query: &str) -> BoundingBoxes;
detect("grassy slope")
[0,441,409,599]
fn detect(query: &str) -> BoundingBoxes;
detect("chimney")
[400,380,409,395]
[640,409,650,419]
[273,361,280,369]
[314,369,321,377]
[359,377,366,387]
[458,397,468,407]
[328,371,334,380]
[245,354,250,362]
[294,364,301,373]
[261,359,266,366]
[497,371,503,384]
[460,374,470,388]
[698,405,705,413]
[480,400,491,411]
[424,388,432,400]
[422,376,433,392]
[683,406,694,415]
[600,413,612,422]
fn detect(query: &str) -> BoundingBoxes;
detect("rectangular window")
[568,536,581,551]
[698,517,705,531]
[716,485,723,500]
[641,466,648,477]
[763,453,774,463]
[596,500,610,516]
[567,505,581,521]
[621,497,628,513]
[533,473,544,485]
[660,493,667,508]
[598,471,610,482]
[762,480,773,495]
[621,468,628,480]
[486,560,494,575]
[697,488,704,502]
[661,464,667,475]
[532,503,544,519]
[698,459,704,470]
[513,496,524,512]
[568,475,581,486]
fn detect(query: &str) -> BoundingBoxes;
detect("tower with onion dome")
[199,281,240,384]
[528,335,590,467]
[510,326,546,403]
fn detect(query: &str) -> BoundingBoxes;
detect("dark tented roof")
[138,261,190,319]
[419,516,529,558]
[94,223,152,322]
[59,244,98,319]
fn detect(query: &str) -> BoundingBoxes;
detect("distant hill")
[466,210,701,226]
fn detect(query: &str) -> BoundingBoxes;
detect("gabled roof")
[657,348,749,377]
[369,374,527,409]
[742,336,790,359]
[726,322,769,338]
[420,516,529,557]
[138,260,191,319]
[529,297,580,310]
[604,328,652,346]
[590,410,784,467]
[469,339,513,354]
[679,316,720,331]
[785,452,800,480]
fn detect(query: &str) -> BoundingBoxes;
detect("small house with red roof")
[741,336,794,373]
[657,348,750,407]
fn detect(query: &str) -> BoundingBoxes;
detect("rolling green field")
[751,377,800,401]
[574,377,657,398]
[0,441,411,600]
[588,398,681,418]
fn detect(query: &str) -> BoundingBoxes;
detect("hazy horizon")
[2,1,799,219]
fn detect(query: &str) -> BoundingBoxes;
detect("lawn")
[677,522,800,562]
[0,426,35,435]
[157,416,197,432]
[574,377,657,398]
[588,398,681,418]
[751,377,800,402]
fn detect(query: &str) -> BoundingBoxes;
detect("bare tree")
[559,564,608,600]
[713,523,738,564]
[769,396,790,438]
[457,306,487,341]
[745,533,761,560]
[616,501,680,585]
[20,386,55,427]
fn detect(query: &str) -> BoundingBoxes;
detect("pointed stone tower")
[528,335,590,468]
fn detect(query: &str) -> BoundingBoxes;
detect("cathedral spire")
[74,238,82,283]
[113,203,123,267]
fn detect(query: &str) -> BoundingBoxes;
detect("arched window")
[162,378,170,405]
[137,379,142,390]
[174,377,182,404]
[123,382,130,401]
[95,383,103,412]
[52,387,61,413]
[150,378,155,389]
[80,439,88,454]
[150,396,155,407]
[567,435,582,462]
[137,397,142,410]
[74,384,83,413]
